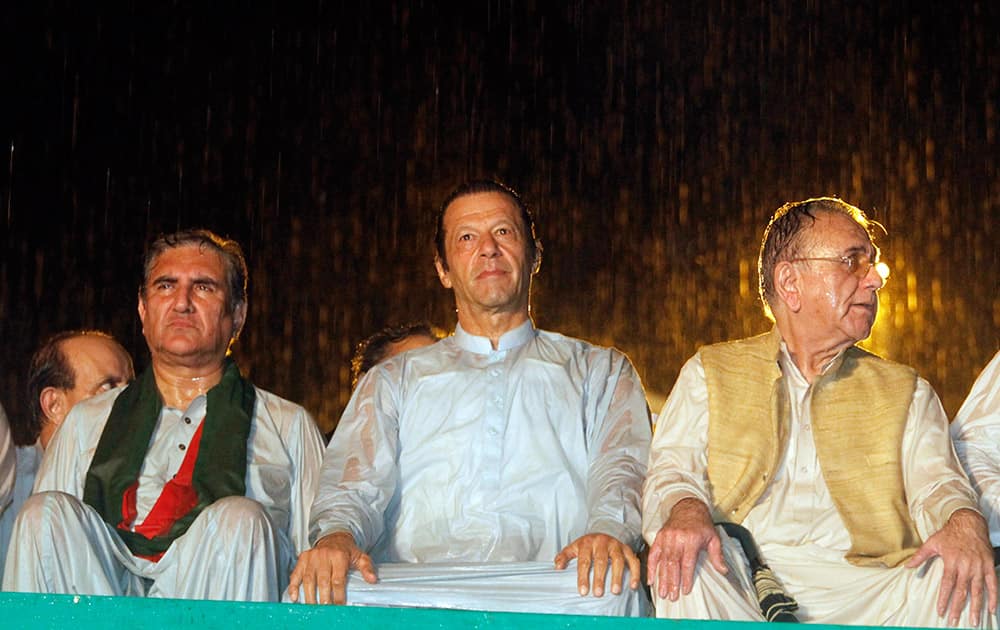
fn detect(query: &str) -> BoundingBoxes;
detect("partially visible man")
[952,351,1000,549]
[289,180,651,616]
[350,321,444,387]
[0,402,13,542]
[644,198,996,627]
[4,230,324,601]
[0,330,133,577]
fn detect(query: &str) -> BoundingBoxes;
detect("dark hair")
[140,229,248,316]
[758,197,878,317]
[434,179,541,270]
[351,322,444,387]
[21,330,129,446]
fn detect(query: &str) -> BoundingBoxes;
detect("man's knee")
[15,491,87,531]
[197,496,274,536]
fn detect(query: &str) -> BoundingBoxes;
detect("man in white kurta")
[0,441,40,581]
[0,330,134,578]
[952,351,1000,547]
[644,198,996,627]
[4,382,322,598]
[3,230,324,601]
[289,180,651,615]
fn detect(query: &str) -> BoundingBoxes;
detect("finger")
[591,544,610,597]
[707,535,728,575]
[967,570,984,628]
[667,557,681,601]
[680,541,700,595]
[625,547,641,590]
[331,574,348,606]
[302,569,318,605]
[287,566,302,603]
[609,545,625,595]
[647,543,662,586]
[355,552,378,584]
[657,553,670,600]
[576,546,593,596]
[906,545,932,569]
[554,547,572,570]
[938,564,958,618]
[987,565,998,614]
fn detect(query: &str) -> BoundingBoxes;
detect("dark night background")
[0,2,997,434]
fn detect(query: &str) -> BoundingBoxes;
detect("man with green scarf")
[3,230,325,601]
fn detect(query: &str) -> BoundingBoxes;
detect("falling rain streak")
[0,2,997,433]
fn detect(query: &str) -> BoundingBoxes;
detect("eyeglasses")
[790,251,889,281]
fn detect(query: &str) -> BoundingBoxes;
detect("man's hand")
[287,531,377,605]
[646,497,728,602]
[905,508,997,627]
[554,533,640,597]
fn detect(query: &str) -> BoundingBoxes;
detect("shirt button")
[803,424,811,432]
[489,369,500,377]
[487,428,499,437]
[179,444,186,451]
[184,417,192,425]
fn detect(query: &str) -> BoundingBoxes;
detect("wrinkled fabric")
[3,384,324,600]
[0,403,13,518]
[5,492,283,600]
[336,561,650,616]
[310,320,650,613]
[653,526,994,627]
[952,350,1000,545]
[0,443,41,580]
[644,345,984,626]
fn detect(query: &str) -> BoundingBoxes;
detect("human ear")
[434,256,453,289]
[774,261,801,312]
[39,387,67,424]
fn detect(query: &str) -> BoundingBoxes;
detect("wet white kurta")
[308,320,651,615]
[643,344,987,627]
[952,350,1000,544]
[3,384,324,601]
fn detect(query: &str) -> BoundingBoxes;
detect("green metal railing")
[0,592,918,629]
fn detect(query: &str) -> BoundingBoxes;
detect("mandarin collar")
[453,319,537,354]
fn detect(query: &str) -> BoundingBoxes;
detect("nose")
[173,284,194,312]
[479,233,500,258]
[864,261,886,290]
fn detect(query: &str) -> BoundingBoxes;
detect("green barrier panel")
[0,592,930,630]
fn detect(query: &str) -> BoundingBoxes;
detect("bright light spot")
[876,261,891,281]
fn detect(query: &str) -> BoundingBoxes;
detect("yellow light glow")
[876,261,891,282]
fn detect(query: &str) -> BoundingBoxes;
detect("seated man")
[951,351,1000,550]
[350,321,444,387]
[644,197,996,627]
[289,180,652,616]
[0,330,134,577]
[4,229,324,601]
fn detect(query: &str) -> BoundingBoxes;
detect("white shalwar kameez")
[3,385,324,601]
[952,351,1000,545]
[0,404,14,515]
[951,350,1000,626]
[309,320,652,615]
[0,443,41,580]
[643,346,992,627]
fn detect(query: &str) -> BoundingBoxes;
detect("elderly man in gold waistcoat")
[643,197,996,627]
